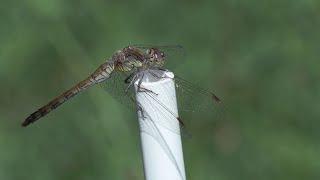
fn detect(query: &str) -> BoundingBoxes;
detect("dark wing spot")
[177,117,185,127]
[211,93,221,102]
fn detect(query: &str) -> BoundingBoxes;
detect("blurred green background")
[1,0,319,179]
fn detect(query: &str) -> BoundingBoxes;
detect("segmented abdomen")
[22,62,114,127]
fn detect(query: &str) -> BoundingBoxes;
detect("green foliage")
[0,0,319,179]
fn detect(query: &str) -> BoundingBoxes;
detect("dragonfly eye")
[147,48,154,54]
[146,49,154,60]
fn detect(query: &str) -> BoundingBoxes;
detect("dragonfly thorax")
[114,46,166,72]
[115,59,143,72]
[143,48,166,68]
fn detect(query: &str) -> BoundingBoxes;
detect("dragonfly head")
[146,48,165,67]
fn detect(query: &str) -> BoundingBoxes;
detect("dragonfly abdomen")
[91,62,114,82]
[22,78,95,127]
[22,62,115,127]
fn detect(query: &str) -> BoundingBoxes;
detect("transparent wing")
[137,108,185,180]
[102,70,185,179]
[101,71,137,110]
[102,70,184,135]
[174,75,226,128]
[102,69,224,178]
[136,87,182,135]
[102,70,225,134]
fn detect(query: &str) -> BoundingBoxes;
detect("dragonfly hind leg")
[136,102,147,120]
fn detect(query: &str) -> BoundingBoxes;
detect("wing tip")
[211,93,221,103]
[177,117,185,127]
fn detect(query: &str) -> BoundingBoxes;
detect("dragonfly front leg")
[124,73,138,93]
[124,72,158,97]
[124,72,136,84]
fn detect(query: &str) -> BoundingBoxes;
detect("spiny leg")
[124,73,138,93]
[124,72,136,84]
[136,102,147,120]
[136,73,158,95]
[123,72,158,95]
[124,73,155,119]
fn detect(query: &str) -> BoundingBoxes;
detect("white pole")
[134,70,186,180]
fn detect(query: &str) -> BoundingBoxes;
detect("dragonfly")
[22,45,223,178]
[22,45,222,127]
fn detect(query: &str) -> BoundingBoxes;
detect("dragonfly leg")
[149,68,173,80]
[135,73,158,95]
[125,73,138,93]
[148,70,163,79]
[124,72,158,96]
[138,87,158,96]
[124,72,135,84]
[136,102,147,119]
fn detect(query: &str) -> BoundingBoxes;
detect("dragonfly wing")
[137,108,185,179]
[102,69,225,134]
[103,70,185,178]
[102,70,183,135]
[174,75,226,127]
[101,71,137,110]
[137,71,226,137]
[136,88,182,135]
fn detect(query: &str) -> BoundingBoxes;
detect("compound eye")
[160,52,165,58]
[149,54,154,61]
[148,48,155,54]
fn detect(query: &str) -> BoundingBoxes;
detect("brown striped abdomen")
[22,62,114,127]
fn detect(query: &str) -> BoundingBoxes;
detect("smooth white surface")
[134,70,186,180]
